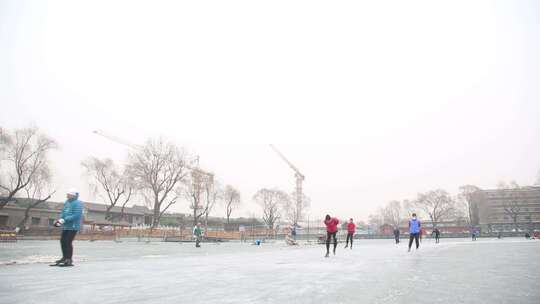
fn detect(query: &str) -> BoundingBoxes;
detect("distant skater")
[286,226,298,245]
[432,228,440,244]
[393,227,400,244]
[408,213,421,252]
[344,218,355,249]
[324,214,339,257]
[193,222,203,248]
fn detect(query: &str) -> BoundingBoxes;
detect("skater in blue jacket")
[51,189,83,267]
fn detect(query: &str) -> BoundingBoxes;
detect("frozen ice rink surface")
[1,238,539,304]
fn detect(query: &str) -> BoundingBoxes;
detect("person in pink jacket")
[345,218,356,249]
[324,214,339,257]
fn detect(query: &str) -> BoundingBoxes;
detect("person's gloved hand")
[54,219,65,227]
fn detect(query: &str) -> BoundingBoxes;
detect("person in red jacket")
[324,214,339,257]
[345,218,356,249]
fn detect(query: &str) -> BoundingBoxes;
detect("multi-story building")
[472,186,540,232]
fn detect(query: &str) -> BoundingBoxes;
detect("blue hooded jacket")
[61,199,83,231]
[409,218,421,234]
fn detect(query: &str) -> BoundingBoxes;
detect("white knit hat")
[67,188,78,196]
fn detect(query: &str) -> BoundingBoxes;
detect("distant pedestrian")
[51,189,83,267]
[344,218,356,249]
[393,227,400,244]
[471,228,477,241]
[408,213,421,252]
[324,214,339,257]
[286,227,298,246]
[193,222,203,248]
[432,228,440,243]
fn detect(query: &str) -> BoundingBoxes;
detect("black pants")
[60,230,77,259]
[435,235,440,243]
[326,232,337,253]
[408,233,420,249]
[394,234,400,244]
[345,233,354,247]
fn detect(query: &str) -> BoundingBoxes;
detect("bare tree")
[412,189,456,228]
[283,191,310,227]
[0,127,58,209]
[496,180,508,190]
[402,199,414,215]
[509,180,520,189]
[184,169,208,226]
[368,210,384,233]
[503,195,522,232]
[497,180,519,190]
[17,167,56,231]
[452,197,469,224]
[0,127,10,152]
[127,138,189,228]
[458,185,481,226]
[253,188,289,230]
[223,185,241,224]
[382,200,404,228]
[82,157,133,221]
[498,181,522,231]
[202,178,222,230]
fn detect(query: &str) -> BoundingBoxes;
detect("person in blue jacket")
[408,213,421,252]
[52,189,83,266]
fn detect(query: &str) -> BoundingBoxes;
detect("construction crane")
[269,144,305,225]
[92,130,143,151]
[92,130,213,182]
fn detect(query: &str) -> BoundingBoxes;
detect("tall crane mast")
[269,144,305,226]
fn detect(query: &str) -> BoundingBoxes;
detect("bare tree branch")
[223,185,241,224]
[253,188,289,230]
[412,189,456,228]
[16,165,55,230]
[283,191,310,227]
[201,178,221,230]
[184,170,210,226]
[380,200,404,228]
[82,157,134,221]
[127,138,188,227]
[498,182,522,231]
[0,127,57,209]
[458,185,481,227]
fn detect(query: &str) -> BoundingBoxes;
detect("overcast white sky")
[1,0,539,222]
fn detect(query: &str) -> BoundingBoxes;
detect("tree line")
[0,125,311,230]
[369,180,539,232]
